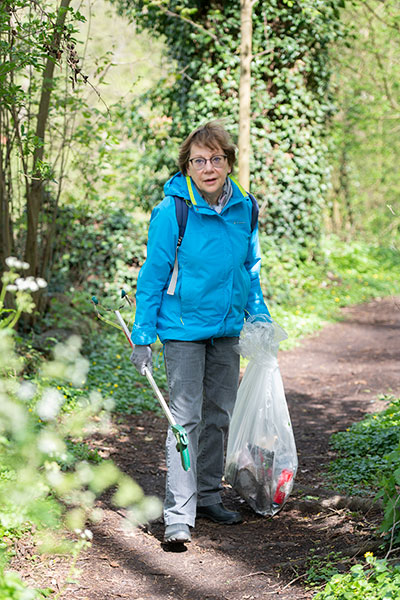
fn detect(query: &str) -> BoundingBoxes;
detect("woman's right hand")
[130,345,153,375]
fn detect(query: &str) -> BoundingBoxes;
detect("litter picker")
[91,292,190,472]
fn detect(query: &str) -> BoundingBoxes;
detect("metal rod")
[142,366,177,428]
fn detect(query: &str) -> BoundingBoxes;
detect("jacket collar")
[186,175,247,213]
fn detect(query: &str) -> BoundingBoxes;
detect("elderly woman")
[130,121,271,544]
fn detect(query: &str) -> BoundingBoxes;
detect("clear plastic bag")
[225,315,297,516]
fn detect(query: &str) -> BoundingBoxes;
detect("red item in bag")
[273,469,293,505]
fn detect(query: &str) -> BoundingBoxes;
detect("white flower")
[5,256,30,270]
[15,278,29,291]
[14,277,39,292]
[36,388,63,421]
[84,529,93,540]
[5,256,19,268]
[6,285,18,292]
[27,280,39,292]
[18,381,36,401]
[37,431,65,456]
[22,276,38,292]
[36,277,47,288]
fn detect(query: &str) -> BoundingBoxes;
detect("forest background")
[0,0,400,598]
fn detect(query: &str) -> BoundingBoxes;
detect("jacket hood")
[163,172,190,200]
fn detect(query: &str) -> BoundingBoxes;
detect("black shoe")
[196,502,242,524]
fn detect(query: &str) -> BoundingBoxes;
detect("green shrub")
[51,205,148,294]
[328,397,400,496]
[314,554,400,600]
[328,395,400,548]
[84,330,164,415]
[0,571,51,599]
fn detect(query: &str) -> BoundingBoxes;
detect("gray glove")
[130,344,153,375]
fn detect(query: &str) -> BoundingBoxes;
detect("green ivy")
[328,397,400,496]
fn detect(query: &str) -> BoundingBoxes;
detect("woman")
[130,121,271,544]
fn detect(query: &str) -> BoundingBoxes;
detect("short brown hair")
[178,120,236,175]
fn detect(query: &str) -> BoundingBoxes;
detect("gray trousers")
[163,337,240,527]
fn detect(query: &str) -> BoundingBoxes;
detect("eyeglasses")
[188,155,227,170]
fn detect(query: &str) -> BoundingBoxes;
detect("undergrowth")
[328,395,400,496]
[261,236,400,349]
[305,549,344,587]
[315,396,400,598]
[83,332,164,415]
[314,553,400,600]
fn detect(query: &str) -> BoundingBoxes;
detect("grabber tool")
[91,292,190,472]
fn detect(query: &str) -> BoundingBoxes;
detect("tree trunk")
[0,8,13,271]
[25,0,71,277]
[0,166,12,267]
[238,0,253,191]
[0,116,12,268]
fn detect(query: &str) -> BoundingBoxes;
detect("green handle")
[172,424,190,472]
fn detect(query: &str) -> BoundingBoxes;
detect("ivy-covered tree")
[113,0,347,244]
[238,0,253,190]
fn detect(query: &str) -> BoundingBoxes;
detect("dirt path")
[16,296,400,600]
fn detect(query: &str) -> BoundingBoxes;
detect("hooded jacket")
[131,172,270,345]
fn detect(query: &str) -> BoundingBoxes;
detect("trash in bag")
[225,315,297,516]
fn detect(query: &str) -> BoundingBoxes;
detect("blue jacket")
[131,172,270,345]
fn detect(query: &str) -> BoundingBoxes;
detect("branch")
[151,2,218,42]
[367,16,400,111]
[363,1,400,33]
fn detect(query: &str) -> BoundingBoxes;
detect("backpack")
[167,193,259,296]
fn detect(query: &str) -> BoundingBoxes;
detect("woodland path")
[15,296,400,600]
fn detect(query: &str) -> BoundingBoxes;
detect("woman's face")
[186,142,231,203]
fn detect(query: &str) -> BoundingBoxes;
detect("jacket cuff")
[131,324,158,346]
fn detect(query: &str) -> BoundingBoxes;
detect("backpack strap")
[167,196,190,296]
[174,195,189,248]
[248,193,259,232]
[229,176,259,231]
